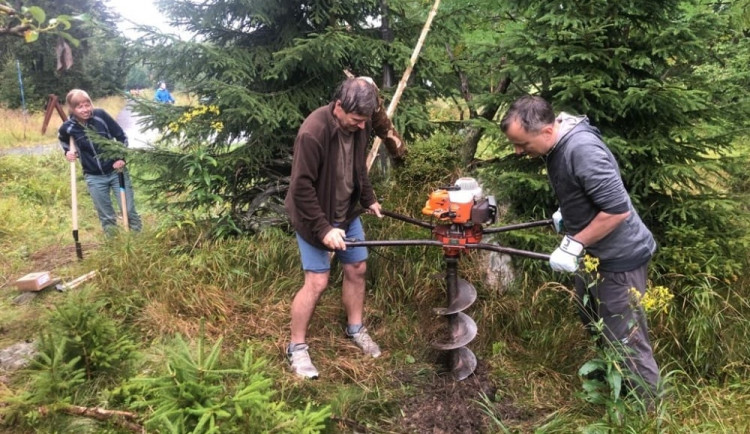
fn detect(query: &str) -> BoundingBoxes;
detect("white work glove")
[549,235,584,272]
[552,208,564,234]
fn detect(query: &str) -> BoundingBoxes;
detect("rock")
[0,341,37,372]
[484,251,515,294]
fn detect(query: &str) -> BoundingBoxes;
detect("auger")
[346,177,551,380]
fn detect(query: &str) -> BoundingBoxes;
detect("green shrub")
[41,288,139,382]
[394,129,465,190]
[119,331,330,433]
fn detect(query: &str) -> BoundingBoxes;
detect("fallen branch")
[39,405,143,433]
[57,270,97,291]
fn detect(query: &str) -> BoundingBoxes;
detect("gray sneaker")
[287,344,319,379]
[348,327,381,358]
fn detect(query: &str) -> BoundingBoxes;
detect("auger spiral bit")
[433,278,477,316]
[450,347,478,381]
[430,311,478,350]
[431,256,478,380]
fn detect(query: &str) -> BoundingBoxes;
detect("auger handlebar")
[344,239,550,261]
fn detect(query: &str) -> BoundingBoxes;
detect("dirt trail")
[116,104,158,149]
[0,143,57,156]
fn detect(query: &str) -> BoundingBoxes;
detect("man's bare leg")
[290,271,330,344]
[341,261,380,357]
[341,261,366,326]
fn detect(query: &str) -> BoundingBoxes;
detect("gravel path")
[116,103,159,149]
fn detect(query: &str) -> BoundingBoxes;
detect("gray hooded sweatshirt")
[545,113,656,272]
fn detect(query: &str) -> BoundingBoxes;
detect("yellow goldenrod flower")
[167,104,223,133]
[629,287,642,304]
[583,254,600,273]
[641,285,674,314]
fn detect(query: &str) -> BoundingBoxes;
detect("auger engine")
[422,177,497,253]
[422,177,496,225]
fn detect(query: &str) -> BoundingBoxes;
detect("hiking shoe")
[287,344,319,379]
[348,327,381,358]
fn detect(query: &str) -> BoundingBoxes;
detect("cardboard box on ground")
[14,271,53,291]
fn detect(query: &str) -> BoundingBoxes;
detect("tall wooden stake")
[118,171,129,231]
[69,137,83,260]
[366,0,442,172]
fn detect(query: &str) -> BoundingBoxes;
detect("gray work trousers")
[574,262,661,403]
[84,171,142,234]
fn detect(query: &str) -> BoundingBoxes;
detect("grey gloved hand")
[549,235,584,272]
[552,208,564,234]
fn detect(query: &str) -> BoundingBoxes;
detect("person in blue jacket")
[58,89,142,234]
[154,82,175,104]
[500,95,660,408]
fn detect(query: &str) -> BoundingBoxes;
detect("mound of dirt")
[393,360,531,433]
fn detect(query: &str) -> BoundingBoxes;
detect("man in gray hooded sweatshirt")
[500,95,660,406]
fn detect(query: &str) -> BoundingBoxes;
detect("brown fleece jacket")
[284,102,377,249]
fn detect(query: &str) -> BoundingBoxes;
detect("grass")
[0,96,127,150]
[0,154,99,286]
[1,107,749,432]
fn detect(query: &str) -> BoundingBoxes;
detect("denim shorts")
[296,217,368,272]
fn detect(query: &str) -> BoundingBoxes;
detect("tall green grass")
[0,154,101,285]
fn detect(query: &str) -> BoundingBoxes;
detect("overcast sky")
[108,0,187,39]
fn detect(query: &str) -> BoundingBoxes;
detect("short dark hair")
[500,95,556,133]
[333,78,378,117]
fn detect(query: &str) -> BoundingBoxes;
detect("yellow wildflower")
[167,104,223,132]
[583,254,599,273]
[641,285,674,314]
[629,287,642,304]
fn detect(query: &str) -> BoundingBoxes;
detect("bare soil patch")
[392,360,532,433]
[28,243,100,272]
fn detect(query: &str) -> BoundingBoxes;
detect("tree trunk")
[445,42,512,166]
[380,0,394,88]
[460,76,512,166]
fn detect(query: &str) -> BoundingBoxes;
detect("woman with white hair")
[58,89,142,234]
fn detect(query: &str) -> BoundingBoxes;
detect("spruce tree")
[131,0,438,233]
[471,0,749,377]
[476,0,749,282]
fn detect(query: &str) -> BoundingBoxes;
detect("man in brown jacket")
[284,78,384,378]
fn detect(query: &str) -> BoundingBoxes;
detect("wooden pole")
[69,137,83,260]
[118,171,129,231]
[366,0,442,172]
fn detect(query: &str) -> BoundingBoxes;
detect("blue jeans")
[83,171,142,234]
[295,217,367,272]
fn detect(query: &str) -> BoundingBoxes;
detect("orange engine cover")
[422,189,476,224]
[422,189,451,220]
